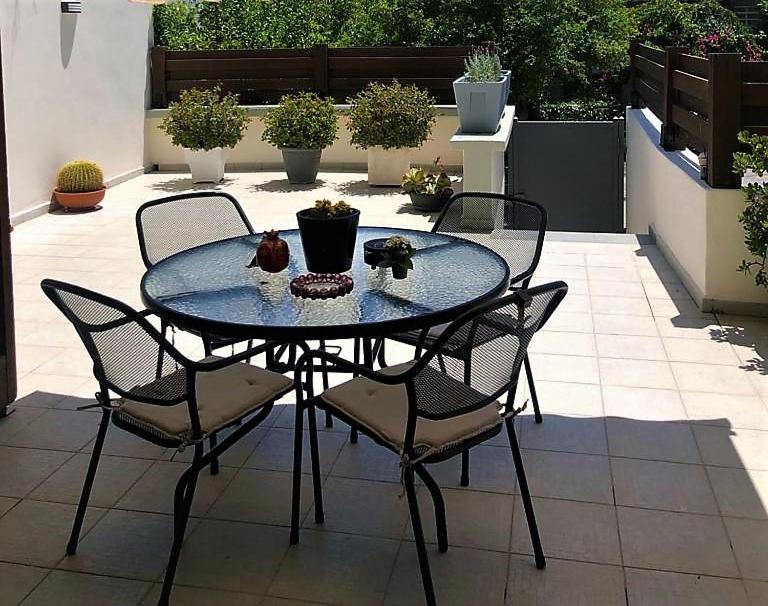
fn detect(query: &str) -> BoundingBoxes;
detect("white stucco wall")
[626,108,768,315]
[1,0,153,223]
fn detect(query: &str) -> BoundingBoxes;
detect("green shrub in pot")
[401,159,453,211]
[262,92,339,184]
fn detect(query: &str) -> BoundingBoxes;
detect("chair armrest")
[294,349,410,387]
[187,341,279,373]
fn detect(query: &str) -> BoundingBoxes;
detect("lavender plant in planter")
[453,50,509,134]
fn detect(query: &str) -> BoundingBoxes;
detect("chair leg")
[460,450,470,487]
[306,403,324,524]
[209,433,219,476]
[506,417,545,569]
[202,336,213,357]
[67,409,111,555]
[290,397,305,545]
[524,354,542,424]
[414,464,448,553]
[405,466,437,606]
[319,340,333,429]
[158,448,202,606]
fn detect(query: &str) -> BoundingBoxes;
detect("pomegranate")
[249,230,289,273]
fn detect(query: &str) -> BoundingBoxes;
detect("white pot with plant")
[453,48,510,134]
[262,92,338,184]
[159,85,250,183]
[347,82,437,186]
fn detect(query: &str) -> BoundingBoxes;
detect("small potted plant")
[453,48,510,134]
[296,199,360,273]
[347,81,437,186]
[262,92,338,184]
[378,235,415,279]
[401,159,454,211]
[159,85,250,183]
[53,160,105,211]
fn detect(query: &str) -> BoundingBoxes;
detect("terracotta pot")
[53,187,106,210]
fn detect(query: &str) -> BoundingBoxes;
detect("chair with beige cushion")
[290,281,568,606]
[41,279,292,606]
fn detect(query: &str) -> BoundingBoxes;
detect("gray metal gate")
[507,118,625,233]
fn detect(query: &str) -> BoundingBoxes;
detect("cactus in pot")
[53,160,106,211]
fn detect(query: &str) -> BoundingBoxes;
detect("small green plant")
[306,199,356,218]
[347,81,437,150]
[262,92,338,150]
[159,86,250,151]
[464,48,503,82]
[378,235,415,273]
[401,159,453,196]
[56,160,104,193]
[734,131,768,287]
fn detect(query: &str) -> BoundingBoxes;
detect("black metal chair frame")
[291,283,567,606]
[41,279,290,606]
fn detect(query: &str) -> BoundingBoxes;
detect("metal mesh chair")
[41,279,291,606]
[292,281,568,606]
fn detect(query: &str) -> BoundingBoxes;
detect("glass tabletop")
[141,227,510,340]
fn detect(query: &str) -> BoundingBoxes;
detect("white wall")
[626,108,768,315]
[1,0,153,223]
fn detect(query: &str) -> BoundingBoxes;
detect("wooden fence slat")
[671,104,708,147]
[329,56,465,78]
[166,48,313,59]
[635,77,662,113]
[672,69,708,101]
[638,44,665,64]
[678,54,709,78]
[633,54,664,84]
[707,53,742,188]
[661,47,687,149]
[166,78,314,93]
[312,44,329,96]
[743,82,768,106]
[743,62,768,81]
[151,46,168,108]
[330,46,471,57]
[166,57,313,78]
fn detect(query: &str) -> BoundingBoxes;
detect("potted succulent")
[53,160,105,211]
[159,85,250,183]
[401,159,454,211]
[378,235,415,279]
[347,81,437,186]
[296,199,360,273]
[453,48,510,134]
[262,92,338,184]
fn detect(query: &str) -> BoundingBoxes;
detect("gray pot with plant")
[401,160,454,211]
[262,92,338,184]
[159,86,250,183]
[453,49,510,134]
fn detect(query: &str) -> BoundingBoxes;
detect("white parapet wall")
[145,106,463,172]
[1,0,153,224]
[626,107,768,315]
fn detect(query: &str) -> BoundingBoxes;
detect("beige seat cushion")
[321,363,503,454]
[114,357,292,443]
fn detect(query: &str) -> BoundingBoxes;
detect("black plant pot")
[392,265,409,279]
[296,208,360,273]
[408,191,450,211]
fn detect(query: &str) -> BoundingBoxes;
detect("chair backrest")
[434,192,547,287]
[41,279,188,406]
[410,281,567,424]
[136,192,254,268]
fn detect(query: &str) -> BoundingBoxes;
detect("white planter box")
[367,147,411,186]
[183,147,228,183]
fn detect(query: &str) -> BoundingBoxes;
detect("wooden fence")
[630,40,768,188]
[150,44,471,109]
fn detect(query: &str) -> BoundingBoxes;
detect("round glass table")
[140,227,510,341]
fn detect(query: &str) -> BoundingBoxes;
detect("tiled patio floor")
[1,172,767,605]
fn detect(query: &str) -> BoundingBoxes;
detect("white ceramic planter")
[183,147,228,183]
[453,73,510,134]
[367,147,411,186]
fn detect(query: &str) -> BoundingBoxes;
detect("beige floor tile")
[428,444,517,494]
[643,282,692,301]
[556,293,590,314]
[208,468,313,527]
[655,316,722,340]
[693,425,768,470]
[649,298,711,319]
[30,453,150,508]
[599,358,676,389]
[527,353,599,384]
[0,406,47,443]
[0,562,48,606]
[589,280,645,297]
[384,543,508,606]
[0,499,104,567]
[0,496,17,518]
[663,337,741,365]
[522,449,613,504]
[724,517,768,581]
[526,381,603,416]
[538,311,594,334]
[625,568,749,606]
[329,435,402,483]
[5,409,99,452]
[176,519,287,594]
[593,314,657,337]
[406,487,514,552]
[116,460,235,517]
[617,507,739,576]
[707,467,768,520]
[511,497,621,565]
[16,373,89,406]
[520,414,607,456]
[671,362,757,395]
[507,556,626,606]
[588,265,640,282]
[590,295,652,317]
[142,585,263,605]
[84,428,170,460]
[0,445,73,498]
[606,419,700,463]
[683,392,768,430]
[269,530,398,606]
[595,334,666,361]
[611,458,718,514]
[21,570,150,606]
[244,427,346,475]
[529,331,596,356]
[602,385,685,421]
[744,580,768,606]
[173,426,269,467]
